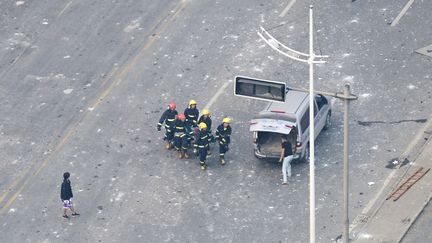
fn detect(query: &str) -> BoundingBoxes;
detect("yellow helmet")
[222,117,231,124]
[189,99,197,106]
[202,109,210,116]
[198,122,207,130]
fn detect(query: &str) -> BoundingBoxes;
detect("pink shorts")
[62,198,73,209]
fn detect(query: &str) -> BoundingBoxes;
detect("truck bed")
[257,131,297,157]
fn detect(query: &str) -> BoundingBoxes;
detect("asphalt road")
[0,0,431,242]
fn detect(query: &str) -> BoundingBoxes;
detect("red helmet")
[176,113,185,120]
[168,102,176,110]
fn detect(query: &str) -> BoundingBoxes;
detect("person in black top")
[279,136,296,185]
[60,172,79,219]
[157,102,178,149]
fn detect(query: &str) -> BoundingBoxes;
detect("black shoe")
[63,215,70,219]
[72,213,80,216]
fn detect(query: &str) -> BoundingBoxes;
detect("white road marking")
[279,0,297,17]
[57,1,73,17]
[204,81,231,110]
[390,0,415,27]
[415,44,432,57]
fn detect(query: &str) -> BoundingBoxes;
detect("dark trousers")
[165,128,174,141]
[219,143,229,156]
[199,148,207,165]
[174,136,188,150]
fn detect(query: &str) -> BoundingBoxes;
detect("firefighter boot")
[200,162,207,170]
[165,141,172,150]
[183,149,189,159]
[179,151,184,159]
[220,155,225,165]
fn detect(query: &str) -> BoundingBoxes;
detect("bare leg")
[70,206,79,216]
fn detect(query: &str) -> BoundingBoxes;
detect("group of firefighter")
[157,100,232,170]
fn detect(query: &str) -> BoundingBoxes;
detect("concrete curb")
[398,193,432,243]
[350,115,432,242]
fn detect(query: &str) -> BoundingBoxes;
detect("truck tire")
[302,145,310,163]
[323,112,331,130]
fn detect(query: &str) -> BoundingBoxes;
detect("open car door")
[250,118,295,134]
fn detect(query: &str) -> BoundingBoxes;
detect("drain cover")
[415,44,432,57]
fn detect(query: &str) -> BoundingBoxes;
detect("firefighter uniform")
[157,102,178,149]
[198,115,212,131]
[198,109,214,154]
[173,114,191,159]
[195,123,210,170]
[215,118,232,165]
[184,100,199,127]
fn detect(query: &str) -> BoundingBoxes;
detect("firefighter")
[215,117,232,165]
[198,109,212,131]
[198,109,214,154]
[173,114,191,159]
[195,122,210,170]
[157,102,178,149]
[184,100,199,128]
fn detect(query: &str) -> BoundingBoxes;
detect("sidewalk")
[350,129,432,242]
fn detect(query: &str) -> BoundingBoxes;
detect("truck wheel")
[302,145,310,163]
[323,112,331,130]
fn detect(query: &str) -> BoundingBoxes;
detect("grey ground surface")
[0,0,431,242]
[402,200,432,243]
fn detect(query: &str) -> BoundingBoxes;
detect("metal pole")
[308,5,316,243]
[342,84,350,243]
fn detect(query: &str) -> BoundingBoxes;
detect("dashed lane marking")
[57,1,73,17]
[390,0,415,27]
[279,0,296,18]
[203,81,231,110]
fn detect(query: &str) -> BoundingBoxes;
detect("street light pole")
[308,5,316,243]
[257,5,330,243]
[258,6,359,237]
